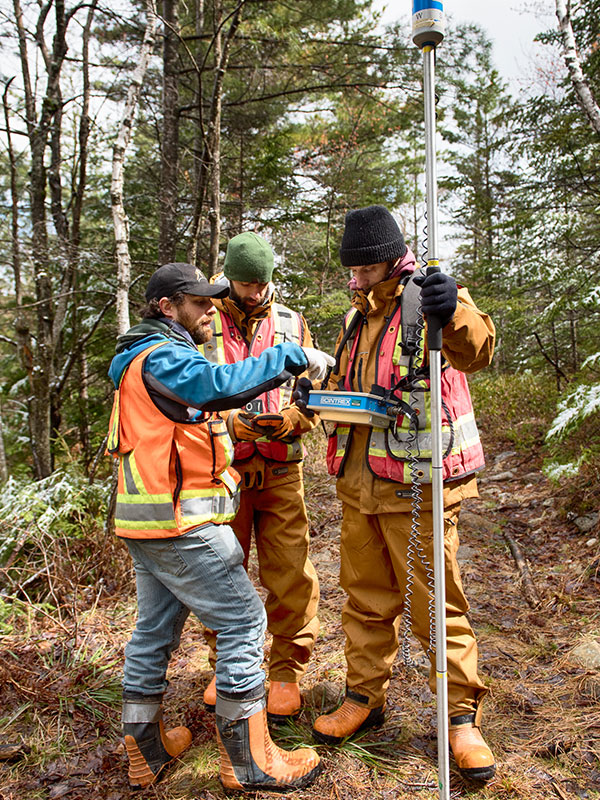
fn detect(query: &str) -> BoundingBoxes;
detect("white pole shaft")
[423,43,450,800]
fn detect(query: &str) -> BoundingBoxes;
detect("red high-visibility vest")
[200,304,304,463]
[326,301,484,484]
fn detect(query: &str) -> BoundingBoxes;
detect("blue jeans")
[123,523,267,697]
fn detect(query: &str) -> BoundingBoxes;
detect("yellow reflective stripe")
[118,492,173,503]
[391,315,425,368]
[109,341,168,454]
[344,309,359,352]
[116,518,179,530]
[179,488,228,498]
[223,433,235,462]
[214,313,226,363]
[125,451,149,495]
[199,313,226,363]
[108,393,121,452]
[217,468,240,494]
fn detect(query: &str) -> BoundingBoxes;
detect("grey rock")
[457,544,476,563]
[494,450,517,463]
[568,639,600,670]
[459,510,499,536]
[574,512,599,533]
[489,470,516,481]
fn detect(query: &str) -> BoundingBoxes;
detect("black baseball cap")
[145,262,229,301]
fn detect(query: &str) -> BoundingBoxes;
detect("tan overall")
[329,275,496,718]
[204,294,319,682]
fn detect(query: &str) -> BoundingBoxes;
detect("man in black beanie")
[308,205,497,783]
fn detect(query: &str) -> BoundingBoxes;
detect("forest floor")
[0,424,599,800]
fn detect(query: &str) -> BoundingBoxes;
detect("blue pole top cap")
[412,0,445,47]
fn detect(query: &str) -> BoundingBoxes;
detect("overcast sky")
[376,0,557,92]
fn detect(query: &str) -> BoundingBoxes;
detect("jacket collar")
[351,275,403,315]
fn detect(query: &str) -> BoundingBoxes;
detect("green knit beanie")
[223,232,274,283]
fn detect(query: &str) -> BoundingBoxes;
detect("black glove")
[292,377,315,417]
[415,271,457,327]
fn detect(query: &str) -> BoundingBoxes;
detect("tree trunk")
[555,0,600,136]
[189,0,244,270]
[159,0,180,264]
[207,0,224,275]
[0,404,8,484]
[13,0,69,477]
[112,0,158,335]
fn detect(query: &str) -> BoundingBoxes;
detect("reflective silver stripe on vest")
[116,501,177,522]
[270,304,302,407]
[122,453,140,495]
[180,493,226,519]
[369,427,452,460]
[285,440,303,460]
[447,412,480,454]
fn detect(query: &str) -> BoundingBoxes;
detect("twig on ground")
[502,527,542,608]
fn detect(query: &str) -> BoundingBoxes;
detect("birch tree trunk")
[555,0,600,136]
[112,0,158,336]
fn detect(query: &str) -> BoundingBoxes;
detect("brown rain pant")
[340,502,488,720]
[205,457,320,682]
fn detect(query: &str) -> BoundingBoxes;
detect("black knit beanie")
[339,205,407,267]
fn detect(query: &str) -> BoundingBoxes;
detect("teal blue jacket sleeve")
[143,340,307,412]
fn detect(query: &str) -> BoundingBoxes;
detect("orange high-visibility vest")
[107,343,240,538]
[200,304,304,463]
[326,301,484,484]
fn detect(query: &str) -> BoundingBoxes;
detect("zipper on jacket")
[208,420,219,484]
[173,445,183,506]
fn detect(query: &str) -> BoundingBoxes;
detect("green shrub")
[470,371,559,451]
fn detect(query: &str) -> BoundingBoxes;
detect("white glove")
[301,347,336,382]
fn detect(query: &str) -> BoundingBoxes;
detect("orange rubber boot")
[312,698,384,745]
[124,720,192,789]
[203,675,217,712]
[449,717,495,783]
[216,692,321,793]
[267,681,302,724]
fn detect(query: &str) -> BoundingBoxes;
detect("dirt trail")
[0,433,599,799]
[296,432,600,799]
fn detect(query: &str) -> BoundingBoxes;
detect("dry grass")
[1,426,599,800]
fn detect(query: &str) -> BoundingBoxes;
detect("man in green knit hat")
[199,232,320,723]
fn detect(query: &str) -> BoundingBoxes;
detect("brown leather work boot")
[216,693,322,792]
[312,698,385,745]
[449,715,496,783]
[267,681,302,724]
[203,674,216,712]
[124,720,192,789]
